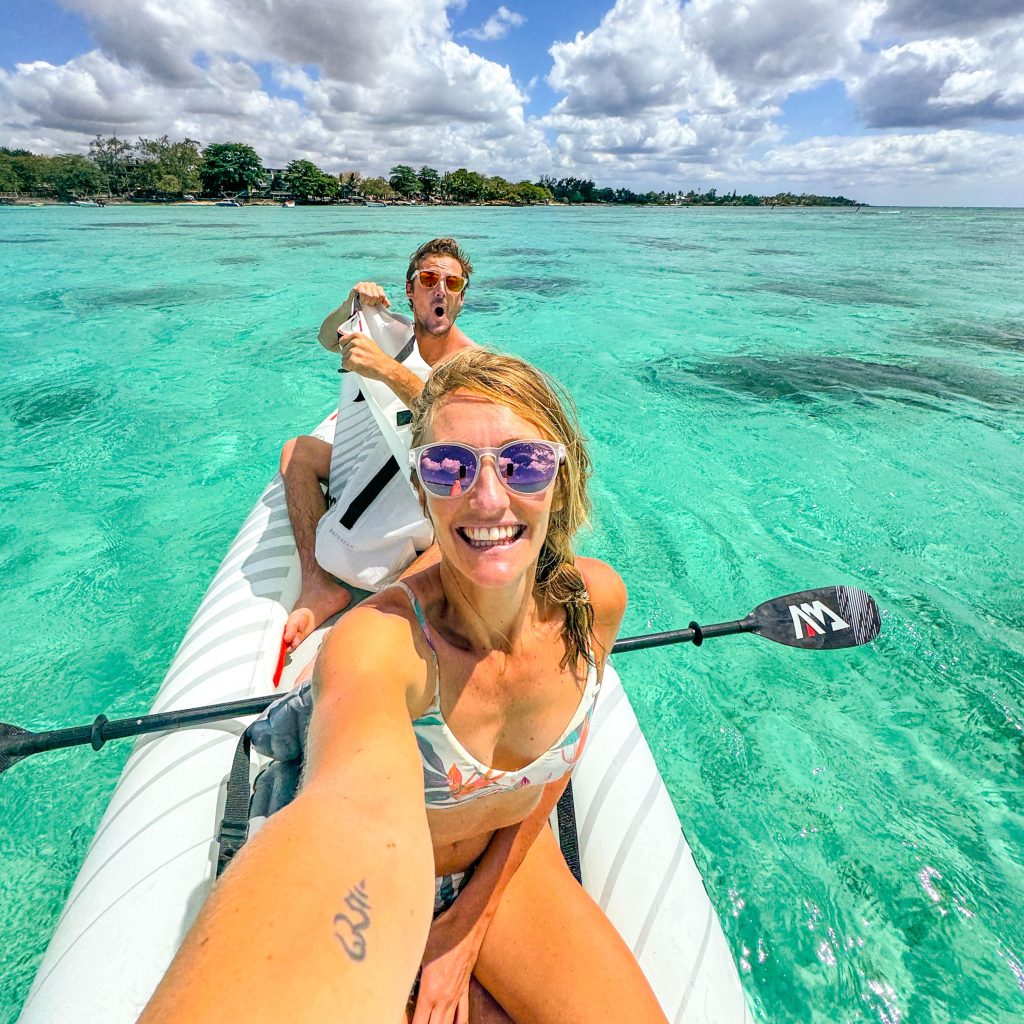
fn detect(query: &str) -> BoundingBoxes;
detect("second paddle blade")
[749,586,881,650]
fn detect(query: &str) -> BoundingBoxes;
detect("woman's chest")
[434,651,587,771]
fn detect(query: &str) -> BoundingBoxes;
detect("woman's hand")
[411,906,485,1024]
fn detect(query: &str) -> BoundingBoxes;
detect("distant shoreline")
[2,197,877,210]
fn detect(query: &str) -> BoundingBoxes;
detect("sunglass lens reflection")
[498,442,560,493]
[416,271,466,293]
[419,444,478,496]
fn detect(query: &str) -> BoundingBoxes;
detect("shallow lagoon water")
[1,204,1022,1022]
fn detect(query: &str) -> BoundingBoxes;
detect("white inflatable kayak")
[18,412,753,1023]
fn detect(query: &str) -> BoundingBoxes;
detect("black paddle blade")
[0,723,33,775]
[749,586,881,650]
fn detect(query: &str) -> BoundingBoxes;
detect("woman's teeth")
[461,525,523,547]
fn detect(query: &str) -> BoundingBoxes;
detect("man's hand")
[339,330,399,382]
[349,281,389,308]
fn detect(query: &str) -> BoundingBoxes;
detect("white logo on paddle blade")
[789,601,851,639]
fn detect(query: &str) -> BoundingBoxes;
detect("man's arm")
[340,329,426,407]
[140,609,433,1024]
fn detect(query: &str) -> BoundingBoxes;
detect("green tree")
[0,150,43,192]
[512,181,552,205]
[337,171,362,198]
[483,176,513,203]
[388,164,420,198]
[417,166,440,200]
[200,143,266,196]
[49,155,106,200]
[155,174,181,195]
[88,135,134,194]
[284,159,337,201]
[557,177,595,203]
[0,156,20,193]
[445,168,485,203]
[360,176,393,200]
[137,136,202,194]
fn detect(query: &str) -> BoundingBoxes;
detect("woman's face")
[421,390,557,591]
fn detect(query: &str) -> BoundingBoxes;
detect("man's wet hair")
[406,238,473,285]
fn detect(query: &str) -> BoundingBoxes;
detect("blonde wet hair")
[410,348,594,669]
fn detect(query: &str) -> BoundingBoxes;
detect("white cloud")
[547,0,880,120]
[461,6,526,42]
[0,0,549,178]
[542,0,874,182]
[757,129,1024,204]
[2,0,1024,201]
[849,25,1024,127]
[540,0,1024,198]
[878,0,1023,36]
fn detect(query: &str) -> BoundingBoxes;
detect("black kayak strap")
[216,730,253,877]
[556,780,582,884]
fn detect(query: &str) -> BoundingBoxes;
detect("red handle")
[272,636,288,688]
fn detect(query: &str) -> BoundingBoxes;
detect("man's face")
[405,254,467,337]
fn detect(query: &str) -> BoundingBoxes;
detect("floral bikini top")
[391,581,601,808]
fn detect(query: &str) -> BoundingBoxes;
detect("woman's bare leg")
[469,978,514,1022]
[473,827,668,1024]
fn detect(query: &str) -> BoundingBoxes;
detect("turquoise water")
[1,204,1022,1022]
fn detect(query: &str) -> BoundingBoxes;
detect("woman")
[309,348,669,1023]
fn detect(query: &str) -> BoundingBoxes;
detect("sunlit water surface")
[1,204,1022,1022]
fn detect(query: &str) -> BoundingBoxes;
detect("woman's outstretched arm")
[140,606,434,1024]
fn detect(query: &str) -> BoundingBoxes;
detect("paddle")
[0,585,879,775]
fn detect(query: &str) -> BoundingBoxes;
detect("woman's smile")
[457,523,527,548]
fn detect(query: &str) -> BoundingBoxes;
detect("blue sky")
[2,0,1023,204]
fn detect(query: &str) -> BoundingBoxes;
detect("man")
[279,238,475,652]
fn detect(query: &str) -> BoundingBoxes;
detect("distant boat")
[70,200,99,207]
[282,200,295,208]
[216,200,241,207]
[363,200,388,207]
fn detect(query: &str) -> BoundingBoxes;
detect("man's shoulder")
[445,327,477,355]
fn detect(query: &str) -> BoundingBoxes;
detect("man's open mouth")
[457,525,525,548]
[434,304,445,317]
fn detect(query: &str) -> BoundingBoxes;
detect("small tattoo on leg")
[333,880,371,961]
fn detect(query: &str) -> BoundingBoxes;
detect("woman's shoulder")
[316,585,431,694]
[577,557,627,615]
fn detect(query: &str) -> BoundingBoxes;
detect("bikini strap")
[390,580,441,701]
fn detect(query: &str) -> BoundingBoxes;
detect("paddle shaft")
[4,578,884,771]
[612,617,753,652]
[0,618,754,766]
[1,695,279,762]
